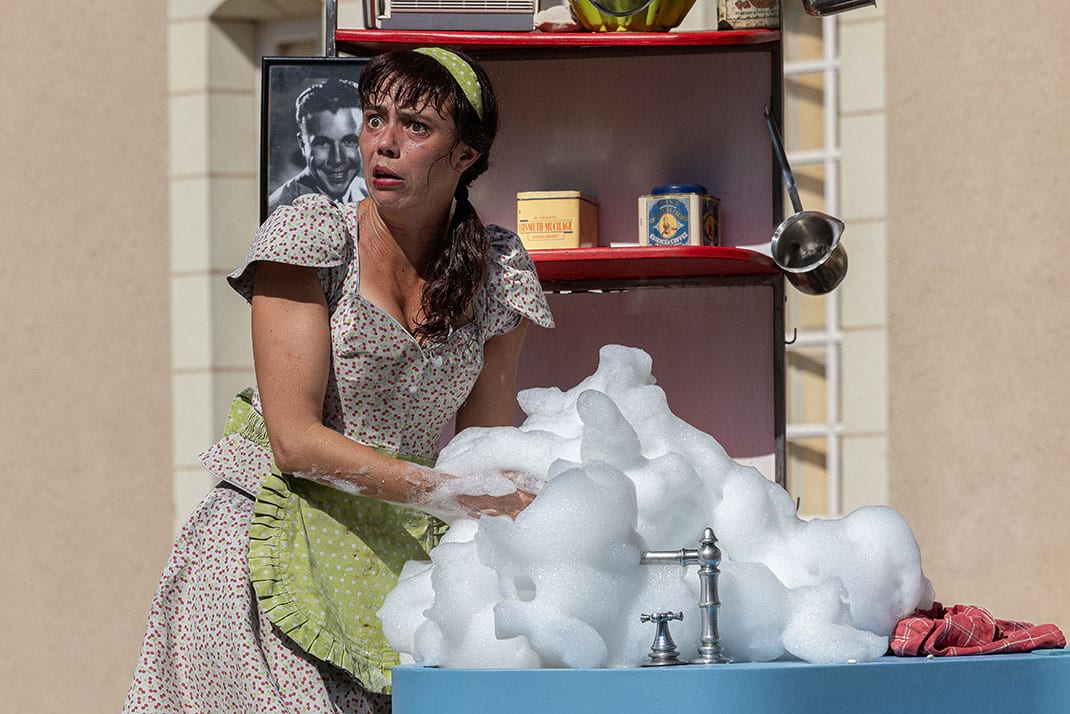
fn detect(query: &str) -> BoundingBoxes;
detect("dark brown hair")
[358,49,499,342]
[295,78,361,129]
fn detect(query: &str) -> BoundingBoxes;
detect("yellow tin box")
[516,191,598,250]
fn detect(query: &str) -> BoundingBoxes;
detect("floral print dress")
[124,194,554,713]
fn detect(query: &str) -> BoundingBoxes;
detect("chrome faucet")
[640,527,731,665]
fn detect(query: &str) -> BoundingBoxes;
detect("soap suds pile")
[379,345,934,668]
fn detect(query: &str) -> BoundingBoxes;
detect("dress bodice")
[227,193,554,463]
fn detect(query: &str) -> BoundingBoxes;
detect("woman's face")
[359,90,479,219]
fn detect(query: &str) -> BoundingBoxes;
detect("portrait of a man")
[261,59,368,222]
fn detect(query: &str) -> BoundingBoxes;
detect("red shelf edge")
[335,28,780,51]
[529,246,779,284]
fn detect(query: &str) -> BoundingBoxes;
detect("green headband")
[413,46,484,120]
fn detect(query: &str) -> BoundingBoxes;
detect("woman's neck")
[359,199,451,275]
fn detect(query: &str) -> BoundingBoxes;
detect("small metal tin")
[517,190,599,250]
[638,184,720,247]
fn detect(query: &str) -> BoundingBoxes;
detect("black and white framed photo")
[260,57,368,223]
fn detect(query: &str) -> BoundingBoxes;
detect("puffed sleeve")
[227,194,352,304]
[480,225,555,339]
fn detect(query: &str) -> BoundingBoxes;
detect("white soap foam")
[378,345,935,667]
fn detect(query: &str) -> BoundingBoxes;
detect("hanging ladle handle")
[764,108,804,215]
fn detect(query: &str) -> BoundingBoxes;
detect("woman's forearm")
[276,422,532,520]
[271,420,441,503]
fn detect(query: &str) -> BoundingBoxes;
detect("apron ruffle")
[201,389,447,694]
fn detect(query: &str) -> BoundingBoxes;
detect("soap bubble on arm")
[412,465,545,522]
[293,459,543,522]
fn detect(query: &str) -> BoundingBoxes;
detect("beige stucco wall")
[887,2,1069,625]
[2,1,1066,710]
[0,1,172,711]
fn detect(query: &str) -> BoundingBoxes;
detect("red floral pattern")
[124,487,392,713]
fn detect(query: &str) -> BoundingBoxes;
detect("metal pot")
[802,0,876,17]
[765,110,848,296]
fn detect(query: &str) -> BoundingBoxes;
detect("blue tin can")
[639,184,720,247]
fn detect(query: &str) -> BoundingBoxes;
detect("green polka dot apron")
[224,390,446,694]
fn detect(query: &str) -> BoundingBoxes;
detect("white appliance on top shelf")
[363,0,537,31]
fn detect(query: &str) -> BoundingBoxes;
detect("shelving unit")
[336,28,779,51]
[335,24,786,486]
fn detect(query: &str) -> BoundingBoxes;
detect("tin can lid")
[517,190,597,204]
[652,184,707,196]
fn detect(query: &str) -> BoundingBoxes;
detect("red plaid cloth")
[891,602,1066,656]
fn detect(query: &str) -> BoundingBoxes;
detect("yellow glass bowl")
[568,0,698,32]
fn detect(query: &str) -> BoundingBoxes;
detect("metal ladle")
[765,109,848,296]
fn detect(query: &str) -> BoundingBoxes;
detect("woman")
[125,48,554,713]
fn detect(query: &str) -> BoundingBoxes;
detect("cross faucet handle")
[640,611,687,667]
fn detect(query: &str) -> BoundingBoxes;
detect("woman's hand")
[422,469,540,521]
[456,488,536,520]
[457,469,542,520]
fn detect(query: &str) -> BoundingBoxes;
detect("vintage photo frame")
[260,57,368,223]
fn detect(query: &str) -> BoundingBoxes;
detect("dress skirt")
[123,483,391,714]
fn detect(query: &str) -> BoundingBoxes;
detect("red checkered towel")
[891,602,1066,656]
